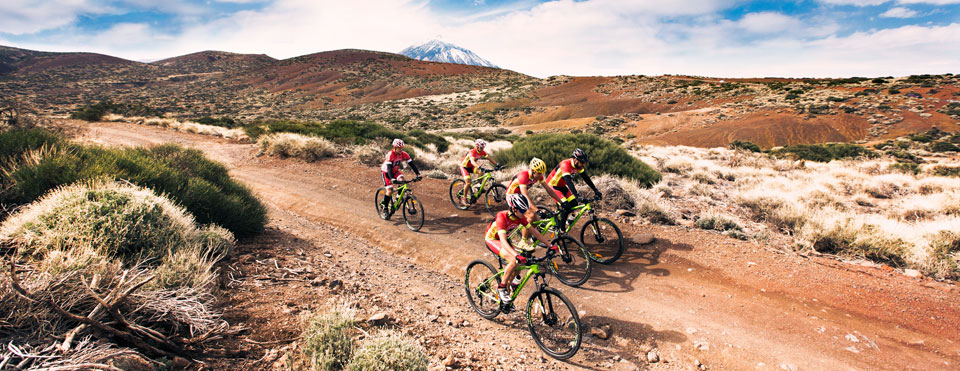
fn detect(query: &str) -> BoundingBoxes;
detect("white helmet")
[507,194,530,213]
[475,138,487,149]
[392,138,404,148]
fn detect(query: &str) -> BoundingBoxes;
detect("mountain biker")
[459,138,500,206]
[485,194,557,304]
[546,148,602,232]
[381,139,422,209]
[505,157,562,218]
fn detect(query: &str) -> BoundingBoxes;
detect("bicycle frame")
[478,260,544,304]
[391,183,409,209]
[528,202,593,237]
[469,172,493,198]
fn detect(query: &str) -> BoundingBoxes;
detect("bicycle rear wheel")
[484,184,508,216]
[449,179,470,210]
[465,260,502,319]
[526,287,581,360]
[580,218,624,264]
[374,188,390,220]
[402,195,425,231]
[547,235,591,287]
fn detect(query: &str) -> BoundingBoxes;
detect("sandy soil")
[77,121,960,370]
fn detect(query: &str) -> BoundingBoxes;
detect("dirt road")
[80,121,960,370]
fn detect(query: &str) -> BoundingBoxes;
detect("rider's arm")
[581,171,600,196]
[528,226,552,247]
[539,180,563,202]
[497,230,515,254]
[384,162,396,180]
[518,185,538,213]
[406,160,421,177]
[562,174,581,199]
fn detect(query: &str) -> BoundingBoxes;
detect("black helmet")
[572,148,589,163]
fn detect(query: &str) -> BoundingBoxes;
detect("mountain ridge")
[400,40,497,68]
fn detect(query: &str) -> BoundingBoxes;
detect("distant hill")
[153,51,276,74]
[400,40,497,68]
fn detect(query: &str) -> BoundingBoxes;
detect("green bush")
[931,165,960,177]
[887,150,923,164]
[889,162,920,175]
[888,88,900,95]
[0,132,266,238]
[695,213,742,232]
[0,128,62,160]
[770,143,876,162]
[195,116,239,128]
[245,120,449,153]
[930,141,960,153]
[302,308,357,371]
[70,101,163,122]
[871,78,887,84]
[493,133,661,187]
[347,332,428,371]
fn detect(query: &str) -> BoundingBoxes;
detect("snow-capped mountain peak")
[400,40,497,68]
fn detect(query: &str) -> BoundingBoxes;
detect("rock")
[694,341,710,351]
[590,324,611,339]
[323,252,333,258]
[328,279,342,289]
[367,312,389,325]
[685,327,698,335]
[443,355,459,368]
[903,269,922,278]
[171,357,190,369]
[780,364,798,371]
[646,350,660,363]
[636,233,655,245]
[615,209,636,217]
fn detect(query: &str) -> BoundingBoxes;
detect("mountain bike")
[449,167,507,215]
[506,229,591,287]
[464,249,582,360]
[374,178,424,232]
[536,197,624,265]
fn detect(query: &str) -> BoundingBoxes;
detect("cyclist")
[485,194,557,304]
[380,139,422,209]
[546,148,602,232]
[505,157,562,218]
[459,138,501,206]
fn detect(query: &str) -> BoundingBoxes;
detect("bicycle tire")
[526,287,582,360]
[449,179,470,210]
[484,184,508,216]
[580,218,625,264]
[547,235,591,287]
[374,187,390,220]
[402,194,425,231]
[465,259,502,319]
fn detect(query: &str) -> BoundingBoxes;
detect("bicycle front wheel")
[402,195,425,231]
[374,187,390,220]
[548,235,591,287]
[465,260,502,319]
[449,179,470,210]
[484,184,508,216]
[526,287,582,360]
[580,218,624,264]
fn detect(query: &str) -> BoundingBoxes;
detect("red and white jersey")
[507,170,543,195]
[484,210,530,241]
[381,150,412,173]
[460,148,488,168]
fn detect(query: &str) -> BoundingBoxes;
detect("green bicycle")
[464,249,582,360]
[449,167,507,215]
[374,178,424,232]
[507,229,591,287]
[536,197,625,265]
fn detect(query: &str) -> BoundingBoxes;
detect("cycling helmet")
[529,157,547,174]
[392,138,404,148]
[507,194,530,213]
[572,148,589,163]
[475,138,487,149]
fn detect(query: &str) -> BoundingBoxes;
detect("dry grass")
[258,133,337,162]
[299,304,358,371]
[346,331,428,371]
[106,115,248,141]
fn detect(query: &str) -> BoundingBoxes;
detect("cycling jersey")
[484,210,530,241]
[381,150,412,173]
[506,170,544,195]
[460,148,488,170]
[546,158,584,188]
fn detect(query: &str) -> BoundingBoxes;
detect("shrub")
[195,116,239,128]
[871,78,887,84]
[259,133,337,162]
[593,175,635,211]
[729,140,762,153]
[889,162,920,175]
[930,141,960,153]
[246,120,449,153]
[493,133,661,187]
[931,165,960,177]
[70,101,163,122]
[302,307,357,371]
[346,331,428,371]
[1,139,266,238]
[695,212,742,232]
[770,143,875,162]
[888,88,900,95]
[0,128,64,160]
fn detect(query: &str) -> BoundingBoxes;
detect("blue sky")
[0,0,957,77]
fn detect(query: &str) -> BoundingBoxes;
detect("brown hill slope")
[153,50,276,74]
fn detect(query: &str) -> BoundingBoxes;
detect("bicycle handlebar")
[393,178,422,185]
[519,248,557,264]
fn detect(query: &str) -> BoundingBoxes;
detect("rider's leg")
[460,167,472,204]
[499,245,520,287]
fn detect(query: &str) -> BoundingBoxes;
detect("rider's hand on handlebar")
[414,176,422,181]
[495,164,504,171]
[516,255,528,264]
[536,209,551,219]
[595,192,603,201]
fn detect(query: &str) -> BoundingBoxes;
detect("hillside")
[1,44,958,147]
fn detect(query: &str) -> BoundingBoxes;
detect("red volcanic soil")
[638,112,873,148]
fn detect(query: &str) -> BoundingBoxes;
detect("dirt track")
[80,121,960,370]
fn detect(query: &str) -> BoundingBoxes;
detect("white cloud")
[0,0,105,35]
[818,0,888,5]
[897,0,960,3]
[880,6,919,17]
[737,12,803,33]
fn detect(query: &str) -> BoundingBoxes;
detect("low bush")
[729,140,762,153]
[195,116,239,128]
[889,162,920,175]
[346,331,428,371]
[259,133,337,162]
[245,120,449,153]
[0,132,266,238]
[930,141,960,153]
[931,165,960,177]
[0,127,63,160]
[494,133,661,187]
[70,101,164,122]
[301,306,357,371]
[770,143,875,162]
[695,212,742,232]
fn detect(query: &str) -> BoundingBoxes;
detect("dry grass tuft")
[346,331,428,371]
[259,133,337,162]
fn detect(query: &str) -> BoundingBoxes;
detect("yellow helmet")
[529,157,547,174]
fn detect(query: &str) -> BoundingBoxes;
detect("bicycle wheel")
[465,260,502,319]
[449,179,470,210]
[526,287,582,360]
[374,187,390,220]
[548,235,591,287]
[402,194,425,231]
[580,218,625,264]
[484,184,508,216]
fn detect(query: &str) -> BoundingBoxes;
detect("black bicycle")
[374,178,424,231]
